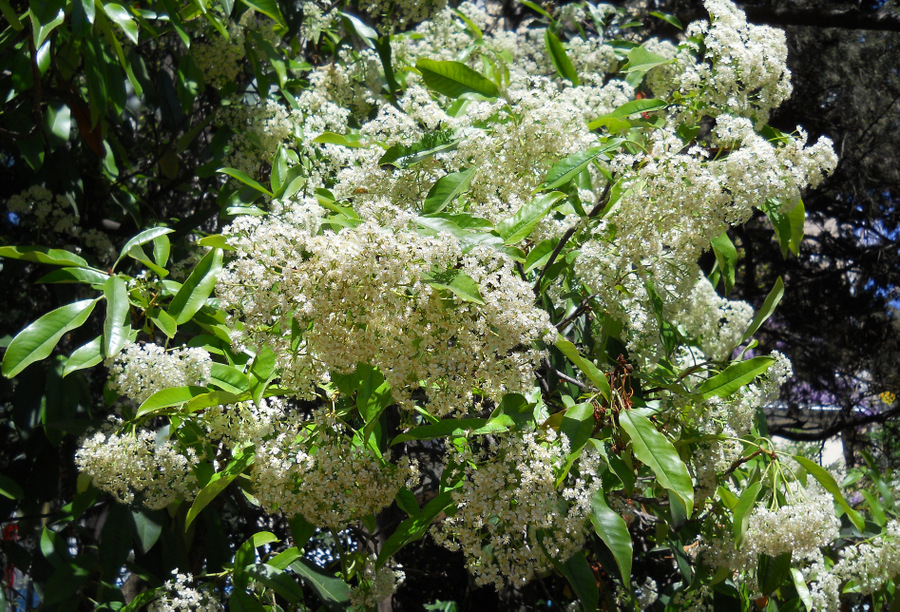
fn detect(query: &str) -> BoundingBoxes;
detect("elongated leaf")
[590,489,632,586]
[416,58,500,98]
[391,418,489,445]
[545,29,578,85]
[618,410,693,516]
[379,130,458,169]
[102,276,130,358]
[186,447,254,528]
[102,3,138,44]
[423,167,476,215]
[787,200,806,256]
[697,356,774,400]
[136,386,210,417]
[218,168,273,197]
[497,192,567,245]
[424,269,485,305]
[290,559,351,606]
[239,0,285,27]
[113,227,174,270]
[791,567,813,612]
[30,2,65,49]
[0,246,89,268]
[311,132,365,148]
[235,531,280,574]
[37,267,109,285]
[245,564,304,604]
[377,491,456,563]
[64,336,103,377]
[2,299,98,378]
[168,248,223,324]
[0,474,24,500]
[555,338,611,402]
[547,549,598,612]
[542,139,623,190]
[209,363,251,394]
[793,455,865,532]
[740,277,784,343]
[588,99,667,130]
[621,45,672,73]
[732,481,761,542]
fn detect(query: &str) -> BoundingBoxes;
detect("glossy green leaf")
[235,531,280,574]
[130,508,163,555]
[377,491,456,563]
[136,386,210,417]
[209,363,251,393]
[64,336,103,377]
[618,410,693,516]
[555,338,611,402]
[0,246,90,268]
[150,309,178,339]
[113,227,175,270]
[311,132,366,148]
[391,418,500,445]
[541,139,623,190]
[621,45,671,73]
[102,3,139,44]
[545,29,578,85]
[0,474,24,500]
[416,58,500,98]
[793,455,865,532]
[37,267,109,285]
[290,559,351,605]
[0,0,23,30]
[245,564,305,603]
[30,1,65,49]
[590,489,632,586]
[710,231,737,293]
[551,550,598,612]
[2,298,98,378]
[168,248,224,324]
[791,567,813,612]
[649,11,682,29]
[740,277,784,343]
[787,200,806,256]
[423,167,476,215]
[497,191,567,245]
[186,446,255,528]
[102,276,130,358]
[379,130,458,169]
[732,480,761,542]
[218,167,273,197]
[697,356,774,400]
[588,99,667,130]
[239,0,285,27]
[424,269,485,305]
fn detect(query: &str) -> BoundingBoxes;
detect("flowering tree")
[1,0,898,609]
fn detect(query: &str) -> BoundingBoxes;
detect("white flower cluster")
[250,412,418,529]
[434,430,602,589]
[108,342,212,405]
[148,572,223,612]
[192,24,245,89]
[75,421,199,509]
[5,185,115,262]
[196,397,287,449]
[349,555,406,610]
[810,521,900,609]
[744,487,841,559]
[672,275,754,361]
[219,202,553,416]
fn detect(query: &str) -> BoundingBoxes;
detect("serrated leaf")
[2,298,98,378]
[590,489,632,586]
[168,248,223,324]
[697,356,774,400]
[739,277,784,343]
[497,191,567,245]
[545,29,578,85]
[416,58,500,98]
[113,227,175,270]
[793,455,865,532]
[618,410,693,516]
[0,246,89,268]
[423,167,476,215]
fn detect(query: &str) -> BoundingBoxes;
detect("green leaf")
[740,277,784,343]
[245,564,305,604]
[791,567,813,611]
[391,418,502,445]
[588,99,667,130]
[377,491,456,563]
[113,227,175,271]
[30,1,65,49]
[0,474,24,500]
[618,410,693,516]
[758,551,792,596]
[168,248,224,324]
[0,0,23,30]
[697,356,774,400]
[340,11,377,48]
[130,508,163,555]
[787,200,806,256]
[555,338,611,403]
[379,130,458,169]
[732,480,761,542]
[209,363,251,394]
[235,531,280,575]
[541,139,623,190]
[2,298,99,378]
[590,489,632,586]
[423,167,476,215]
[37,267,109,285]
[550,550,598,612]
[416,58,500,98]
[545,29,578,85]
[186,446,255,528]
[102,3,139,44]
[710,231,737,294]
[196,235,235,251]
[621,45,672,73]
[64,336,103,377]
[218,168,274,197]
[423,269,485,305]
[136,386,210,417]
[793,455,865,532]
[239,0,285,27]
[497,191,567,245]
[102,276,130,358]
[311,132,365,148]
[290,559,351,606]
[0,246,90,268]
[150,309,178,339]
[649,11,682,29]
